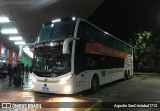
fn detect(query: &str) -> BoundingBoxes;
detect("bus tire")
[90,75,99,93]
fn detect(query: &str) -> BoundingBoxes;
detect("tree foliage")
[129,31,154,71]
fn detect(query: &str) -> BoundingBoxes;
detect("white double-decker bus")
[31,17,133,94]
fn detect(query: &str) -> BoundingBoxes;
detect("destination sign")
[35,41,64,48]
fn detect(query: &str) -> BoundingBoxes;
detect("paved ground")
[87,75,160,101]
[85,75,160,111]
[0,74,160,111]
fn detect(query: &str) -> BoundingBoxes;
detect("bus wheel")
[91,76,99,93]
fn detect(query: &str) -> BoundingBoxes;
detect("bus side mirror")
[62,37,80,54]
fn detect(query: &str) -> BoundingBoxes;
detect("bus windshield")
[36,19,75,43]
[33,47,71,77]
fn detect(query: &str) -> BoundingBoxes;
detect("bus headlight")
[59,75,72,85]
[64,85,72,94]
[32,76,37,82]
[31,84,35,89]
[59,79,67,84]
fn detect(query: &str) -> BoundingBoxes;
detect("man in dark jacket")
[17,61,25,85]
[25,64,29,78]
[8,64,13,86]
[1,63,8,81]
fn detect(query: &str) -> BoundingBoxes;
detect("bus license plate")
[42,87,49,91]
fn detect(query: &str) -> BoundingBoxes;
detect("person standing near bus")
[25,64,29,78]
[8,64,13,86]
[1,63,8,81]
[17,61,25,85]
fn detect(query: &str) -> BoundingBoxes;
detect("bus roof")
[40,17,132,48]
[77,18,132,48]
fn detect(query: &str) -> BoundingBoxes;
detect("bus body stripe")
[85,43,128,59]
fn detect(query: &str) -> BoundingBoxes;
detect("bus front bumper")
[31,81,73,94]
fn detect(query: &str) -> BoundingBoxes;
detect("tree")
[129,31,154,71]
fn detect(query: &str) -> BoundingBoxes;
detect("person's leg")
[26,71,29,78]
[11,74,13,85]
[21,73,25,85]
[9,75,12,86]
[3,73,7,80]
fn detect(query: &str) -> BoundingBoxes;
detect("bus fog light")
[64,85,71,93]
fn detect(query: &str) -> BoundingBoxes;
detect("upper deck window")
[36,19,75,43]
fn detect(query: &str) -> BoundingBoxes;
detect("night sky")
[88,0,160,41]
